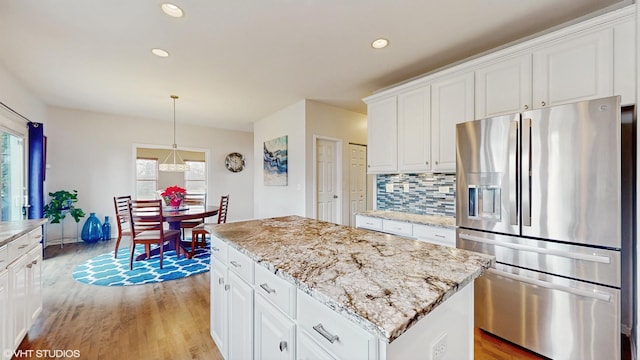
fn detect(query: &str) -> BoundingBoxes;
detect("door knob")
[333,195,338,199]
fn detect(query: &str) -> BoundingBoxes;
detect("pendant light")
[159,95,190,172]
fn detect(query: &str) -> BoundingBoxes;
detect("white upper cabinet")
[431,72,474,172]
[397,86,431,173]
[366,96,397,173]
[613,17,635,106]
[475,54,533,118]
[532,27,613,108]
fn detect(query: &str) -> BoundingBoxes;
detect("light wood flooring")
[18,239,548,359]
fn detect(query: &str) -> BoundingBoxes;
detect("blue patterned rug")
[72,244,210,286]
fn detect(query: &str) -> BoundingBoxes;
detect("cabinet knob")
[279,341,288,352]
[524,105,529,110]
[224,284,230,291]
[218,278,224,285]
[425,161,429,165]
[435,161,439,165]
[367,164,370,168]
[541,101,546,107]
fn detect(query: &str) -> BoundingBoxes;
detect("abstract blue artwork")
[263,135,288,186]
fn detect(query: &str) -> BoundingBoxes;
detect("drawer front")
[227,246,254,283]
[297,290,375,360]
[413,225,455,248]
[27,227,43,247]
[254,264,296,318]
[210,236,228,265]
[382,219,412,237]
[355,216,382,231]
[0,245,7,269]
[7,234,31,264]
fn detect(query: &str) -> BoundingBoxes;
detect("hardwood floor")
[17,240,550,359]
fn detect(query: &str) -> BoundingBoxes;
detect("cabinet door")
[0,270,8,360]
[475,54,532,117]
[8,254,28,350]
[26,246,42,326]
[532,28,613,108]
[254,294,295,360]
[398,86,431,172]
[431,72,475,172]
[367,97,397,173]
[210,265,228,358]
[228,271,254,360]
[297,329,337,360]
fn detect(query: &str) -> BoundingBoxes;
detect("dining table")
[135,205,219,261]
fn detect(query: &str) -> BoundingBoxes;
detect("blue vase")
[81,213,103,243]
[102,216,111,241]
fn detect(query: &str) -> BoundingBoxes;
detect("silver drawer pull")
[313,323,339,344]
[230,260,241,268]
[259,283,276,294]
[434,234,446,238]
[218,278,224,285]
[18,244,28,249]
[211,246,220,252]
[32,260,38,265]
[27,263,33,269]
[224,284,230,291]
[279,341,287,352]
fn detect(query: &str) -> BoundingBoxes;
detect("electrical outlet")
[403,184,410,192]
[438,186,450,193]
[431,333,447,360]
[385,183,394,193]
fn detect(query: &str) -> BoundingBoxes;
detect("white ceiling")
[0,0,629,131]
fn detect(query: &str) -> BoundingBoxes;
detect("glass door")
[1,130,25,220]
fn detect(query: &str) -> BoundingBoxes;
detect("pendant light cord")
[171,94,178,148]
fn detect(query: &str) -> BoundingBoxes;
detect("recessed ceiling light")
[161,3,184,18]
[371,38,389,49]
[151,48,170,57]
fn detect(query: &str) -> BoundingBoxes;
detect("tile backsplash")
[376,173,456,217]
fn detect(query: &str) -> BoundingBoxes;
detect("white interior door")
[316,139,339,224]
[349,144,367,227]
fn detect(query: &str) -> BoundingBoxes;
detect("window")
[0,130,24,220]
[184,161,205,193]
[136,158,157,199]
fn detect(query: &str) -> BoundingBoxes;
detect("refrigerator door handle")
[458,233,612,264]
[521,118,532,227]
[508,120,519,225]
[487,268,612,302]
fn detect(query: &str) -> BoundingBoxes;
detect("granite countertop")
[0,219,47,247]
[207,215,493,343]
[357,210,456,229]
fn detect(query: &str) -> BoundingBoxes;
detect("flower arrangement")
[161,185,187,207]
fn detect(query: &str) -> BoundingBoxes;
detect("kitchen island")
[207,215,493,359]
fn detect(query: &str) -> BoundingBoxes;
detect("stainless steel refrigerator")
[456,96,633,360]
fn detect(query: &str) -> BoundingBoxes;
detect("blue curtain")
[27,122,44,219]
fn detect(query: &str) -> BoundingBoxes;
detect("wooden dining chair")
[190,194,229,258]
[128,199,181,270]
[112,195,132,259]
[180,192,207,238]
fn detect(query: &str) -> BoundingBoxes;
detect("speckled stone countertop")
[0,219,46,247]
[207,215,493,343]
[357,210,456,229]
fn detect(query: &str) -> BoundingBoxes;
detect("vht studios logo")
[6,349,81,358]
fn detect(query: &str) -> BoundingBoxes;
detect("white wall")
[0,63,47,130]
[253,100,306,219]
[305,100,368,225]
[45,106,254,242]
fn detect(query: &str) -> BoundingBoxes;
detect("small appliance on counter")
[455,96,634,360]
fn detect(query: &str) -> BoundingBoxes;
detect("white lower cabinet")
[8,253,28,350]
[297,329,336,360]
[356,215,456,248]
[2,226,43,360]
[413,225,456,248]
[210,240,254,360]
[254,293,295,360]
[0,269,8,360]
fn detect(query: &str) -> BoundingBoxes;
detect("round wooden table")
[135,205,219,260]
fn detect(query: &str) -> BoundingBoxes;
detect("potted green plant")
[44,190,86,246]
